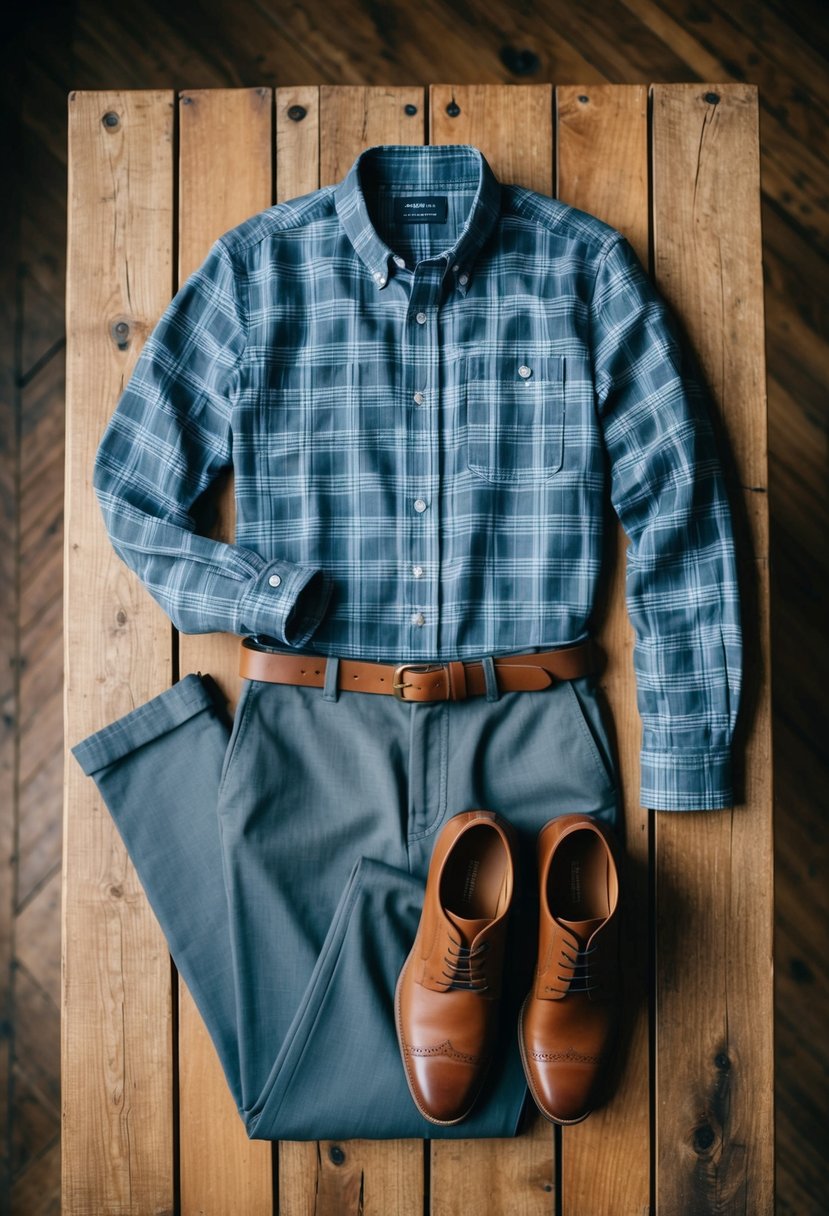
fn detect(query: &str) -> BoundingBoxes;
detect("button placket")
[408,272,443,649]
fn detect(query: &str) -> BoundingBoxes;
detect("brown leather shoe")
[394,809,518,1125]
[518,812,622,1125]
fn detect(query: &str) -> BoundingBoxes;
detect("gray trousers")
[70,645,621,1141]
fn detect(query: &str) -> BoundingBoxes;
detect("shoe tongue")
[445,911,492,946]
[557,915,605,945]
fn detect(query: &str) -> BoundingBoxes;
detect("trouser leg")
[70,673,246,1110]
[215,674,530,1140]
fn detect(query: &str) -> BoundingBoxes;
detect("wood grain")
[176,85,275,1215]
[555,81,651,1216]
[431,83,554,194]
[650,83,773,1215]
[63,88,176,1215]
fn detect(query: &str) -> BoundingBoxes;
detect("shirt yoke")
[210,181,624,272]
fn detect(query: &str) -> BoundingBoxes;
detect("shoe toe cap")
[528,1057,598,1123]
[407,1049,485,1123]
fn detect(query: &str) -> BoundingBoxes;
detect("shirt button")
[268,573,282,588]
[452,263,459,271]
[415,311,427,324]
[411,612,425,626]
[412,565,423,577]
[413,498,427,513]
[393,254,406,267]
[413,391,425,405]
[518,364,532,378]
[458,273,468,285]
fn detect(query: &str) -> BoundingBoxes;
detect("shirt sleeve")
[91,236,333,646]
[589,234,742,811]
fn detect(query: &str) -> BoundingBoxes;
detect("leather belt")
[239,637,599,702]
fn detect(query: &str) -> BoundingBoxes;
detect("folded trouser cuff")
[69,673,220,776]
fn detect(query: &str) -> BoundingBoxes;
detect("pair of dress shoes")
[394,808,622,1126]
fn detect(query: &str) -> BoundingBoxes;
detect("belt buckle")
[392,662,449,701]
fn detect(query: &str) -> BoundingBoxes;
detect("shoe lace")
[551,940,601,995]
[441,936,491,992]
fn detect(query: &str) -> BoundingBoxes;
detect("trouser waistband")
[238,638,599,703]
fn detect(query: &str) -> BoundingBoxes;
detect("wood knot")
[500,46,540,76]
[692,1121,717,1155]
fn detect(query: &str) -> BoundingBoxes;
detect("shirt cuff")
[639,746,734,812]
[236,560,333,647]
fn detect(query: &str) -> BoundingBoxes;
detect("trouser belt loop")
[481,655,500,702]
[322,654,340,702]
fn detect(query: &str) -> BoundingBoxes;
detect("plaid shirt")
[92,143,742,811]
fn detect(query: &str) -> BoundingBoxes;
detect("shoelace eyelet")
[442,936,491,992]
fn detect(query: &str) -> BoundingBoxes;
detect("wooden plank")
[176,86,275,1214]
[319,82,426,177]
[276,83,427,1216]
[651,83,773,1214]
[555,82,652,1216]
[427,82,556,1216]
[275,85,321,200]
[63,88,176,1214]
[431,82,554,194]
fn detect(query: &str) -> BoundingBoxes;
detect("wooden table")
[63,83,773,1215]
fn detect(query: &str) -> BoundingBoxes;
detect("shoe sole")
[393,948,490,1127]
[516,990,594,1126]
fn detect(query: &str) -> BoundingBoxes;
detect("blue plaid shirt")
[92,143,742,811]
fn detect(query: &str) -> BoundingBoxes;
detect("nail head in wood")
[111,318,131,350]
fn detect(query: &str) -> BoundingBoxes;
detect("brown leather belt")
[239,637,599,702]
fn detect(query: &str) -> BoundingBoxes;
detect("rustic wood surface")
[649,83,773,1215]
[60,82,772,1214]
[63,89,177,1215]
[176,86,276,1213]
[3,6,826,1214]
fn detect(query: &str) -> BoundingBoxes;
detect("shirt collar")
[332,143,501,295]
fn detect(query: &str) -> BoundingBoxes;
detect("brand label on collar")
[394,195,448,223]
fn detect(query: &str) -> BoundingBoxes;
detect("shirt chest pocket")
[464,353,566,483]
